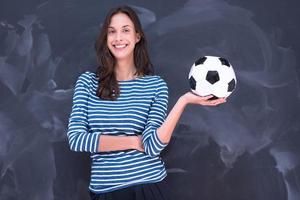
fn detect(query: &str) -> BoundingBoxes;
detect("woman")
[67,5,226,200]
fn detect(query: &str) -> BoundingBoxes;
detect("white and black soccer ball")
[188,56,237,99]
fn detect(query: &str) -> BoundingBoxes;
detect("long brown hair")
[95,5,154,100]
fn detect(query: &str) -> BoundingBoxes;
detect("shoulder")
[144,75,168,87]
[153,75,168,90]
[144,75,168,95]
[76,71,96,85]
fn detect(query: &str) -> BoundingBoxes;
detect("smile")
[113,44,128,49]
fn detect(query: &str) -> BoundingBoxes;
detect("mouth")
[113,44,128,50]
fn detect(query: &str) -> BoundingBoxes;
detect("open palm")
[181,91,226,106]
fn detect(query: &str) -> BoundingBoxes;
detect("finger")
[205,99,219,104]
[197,95,214,102]
[203,95,214,100]
[205,100,222,106]
[219,98,227,103]
[214,99,225,104]
[213,97,226,103]
[213,99,226,106]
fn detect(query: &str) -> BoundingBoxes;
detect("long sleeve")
[67,72,101,153]
[142,78,169,157]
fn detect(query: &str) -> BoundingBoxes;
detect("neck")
[115,59,137,81]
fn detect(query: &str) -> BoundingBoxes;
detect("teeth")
[114,44,127,49]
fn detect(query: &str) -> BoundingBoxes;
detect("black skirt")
[89,179,171,200]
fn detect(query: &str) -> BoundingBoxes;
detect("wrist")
[179,95,189,106]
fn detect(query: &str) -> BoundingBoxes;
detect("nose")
[115,31,123,42]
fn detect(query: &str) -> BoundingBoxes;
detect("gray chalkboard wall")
[0,0,299,200]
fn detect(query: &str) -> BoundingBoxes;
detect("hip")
[89,177,171,200]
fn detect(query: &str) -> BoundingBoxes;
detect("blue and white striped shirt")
[67,71,169,193]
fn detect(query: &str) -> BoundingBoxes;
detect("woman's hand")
[132,135,145,152]
[180,91,226,106]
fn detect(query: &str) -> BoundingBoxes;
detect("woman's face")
[107,12,140,62]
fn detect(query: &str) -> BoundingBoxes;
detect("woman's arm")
[97,135,144,152]
[97,93,225,153]
[157,92,226,144]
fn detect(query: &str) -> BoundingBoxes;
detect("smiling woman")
[67,4,225,200]
[68,5,171,200]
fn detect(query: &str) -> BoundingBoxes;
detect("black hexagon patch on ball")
[189,76,196,90]
[219,57,230,67]
[227,79,236,92]
[206,71,220,84]
[195,56,207,66]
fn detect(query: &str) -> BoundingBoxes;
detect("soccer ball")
[188,56,237,99]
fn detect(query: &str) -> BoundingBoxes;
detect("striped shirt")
[67,71,169,193]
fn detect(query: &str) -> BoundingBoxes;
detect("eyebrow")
[108,25,131,29]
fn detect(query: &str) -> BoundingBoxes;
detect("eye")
[108,29,115,34]
[123,29,130,33]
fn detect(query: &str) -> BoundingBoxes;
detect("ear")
[136,33,141,43]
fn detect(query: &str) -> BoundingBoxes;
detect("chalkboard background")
[0,0,299,200]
